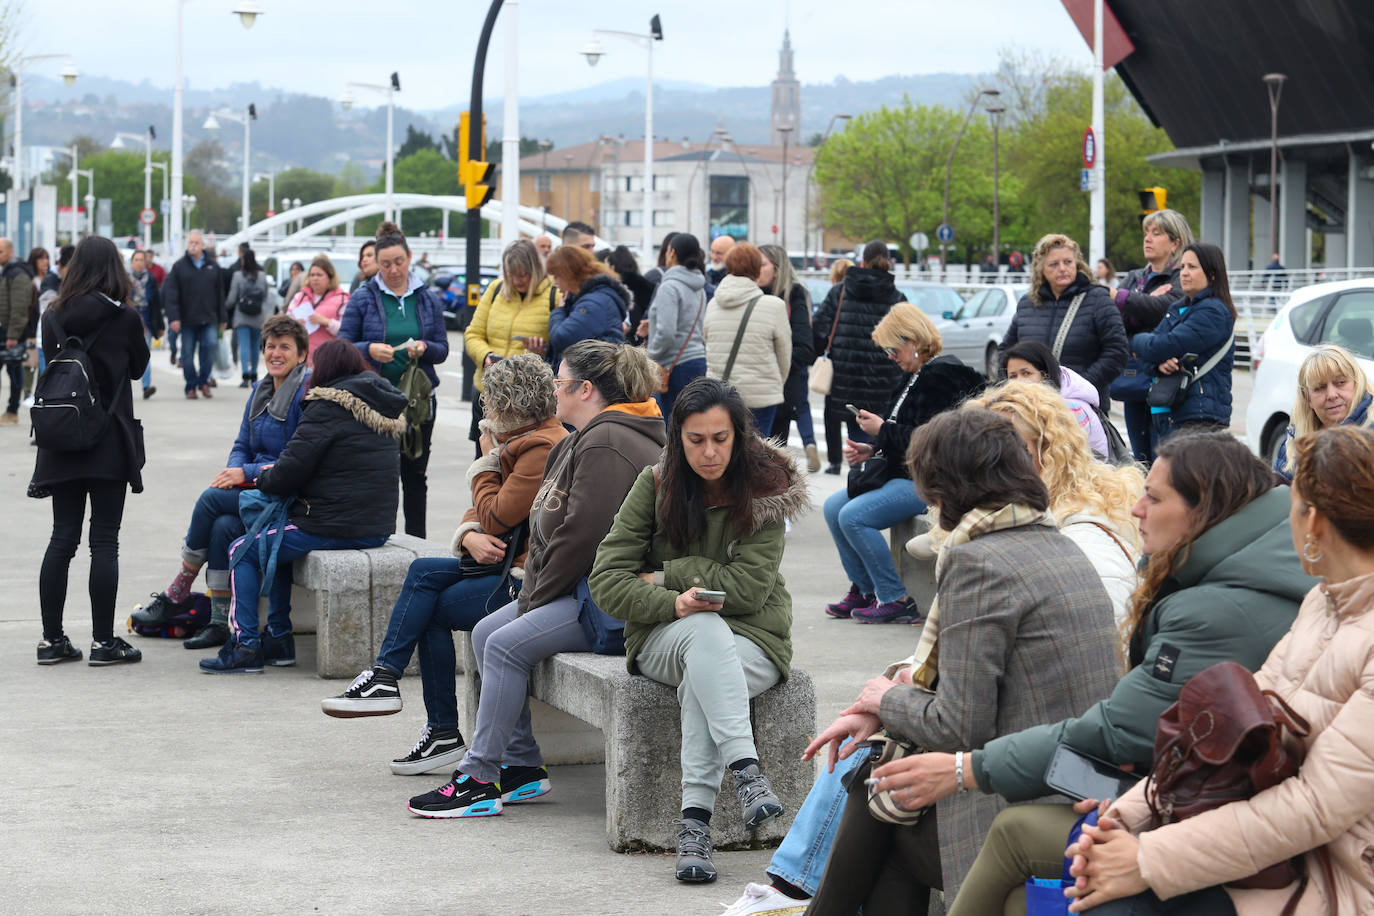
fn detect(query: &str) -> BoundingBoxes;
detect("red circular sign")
[139,207,157,226]
[1082,128,1097,168]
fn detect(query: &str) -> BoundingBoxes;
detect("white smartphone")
[845,403,861,417]
[694,589,726,604]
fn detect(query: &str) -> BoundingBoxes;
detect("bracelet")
[955,751,967,794]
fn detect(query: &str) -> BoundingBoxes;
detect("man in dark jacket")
[0,238,35,424]
[161,230,226,399]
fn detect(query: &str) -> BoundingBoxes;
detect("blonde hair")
[872,303,942,361]
[561,340,658,404]
[970,381,1143,548]
[1028,234,1091,306]
[828,258,854,285]
[500,239,547,301]
[1285,345,1374,474]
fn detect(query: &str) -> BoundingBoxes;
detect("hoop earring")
[1302,534,1324,564]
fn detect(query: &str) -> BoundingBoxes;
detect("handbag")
[458,522,525,579]
[847,455,889,499]
[1145,340,1229,410]
[809,288,845,396]
[1109,356,1154,403]
[657,290,707,394]
[862,731,930,826]
[720,295,762,385]
[576,575,625,655]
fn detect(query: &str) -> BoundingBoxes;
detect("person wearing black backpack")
[31,235,150,666]
[226,248,276,388]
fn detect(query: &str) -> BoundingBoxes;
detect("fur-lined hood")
[304,371,407,438]
[654,436,810,534]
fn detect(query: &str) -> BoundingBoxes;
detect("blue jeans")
[374,557,518,730]
[823,476,927,603]
[751,404,779,437]
[767,741,870,895]
[181,322,218,392]
[771,367,816,446]
[1089,888,1236,915]
[1122,399,1153,465]
[142,330,154,390]
[182,487,246,591]
[235,325,261,378]
[654,356,707,426]
[228,525,387,647]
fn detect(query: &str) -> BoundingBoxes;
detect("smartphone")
[694,589,726,604]
[845,403,861,417]
[1043,744,1139,802]
[1179,352,1199,370]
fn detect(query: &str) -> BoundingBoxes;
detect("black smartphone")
[1043,744,1139,802]
[1180,352,1199,370]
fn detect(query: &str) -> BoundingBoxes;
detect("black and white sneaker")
[37,635,82,665]
[321,666,402,718]
[499,764,552,803]
[390,726,468,776]
[88,636,143,666]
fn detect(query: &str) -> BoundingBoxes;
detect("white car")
[1245,279,1374,463]
[939,285,1027,377]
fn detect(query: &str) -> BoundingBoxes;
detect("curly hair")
[970,381,1143,547]
[480,353,557,430]
[1027,233,1092,306]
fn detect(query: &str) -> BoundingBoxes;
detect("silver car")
[939,285,1027,377]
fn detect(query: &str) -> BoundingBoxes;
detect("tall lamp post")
[150,161,169,254]
[253,170,274,239]
[7,54,78,243]
[340,72,400,222]
[171,2,263,262]
[986,104,1005,267]
[582,14,664,261]
[942,87,999,270]
[803,113,851,267]
[202,103,257,233]
[112,126,156,250]
[74,168,95,236]
[1263,73,1288,262]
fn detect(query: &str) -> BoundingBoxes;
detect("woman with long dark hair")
[32,235,150,666]
[227,248,276,387]
[760,244,819,471]
[644,232,709,420]
[591,377,808,883]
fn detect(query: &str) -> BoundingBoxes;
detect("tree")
[248,166,337,223]
[385,148,461,236]
[484,136,543,164]
[183,139,237,234]
[396,124,440,159]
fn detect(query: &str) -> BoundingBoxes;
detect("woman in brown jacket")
[1067,425,1374,916]
[321,354,567,777]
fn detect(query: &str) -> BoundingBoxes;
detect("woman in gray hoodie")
[645,233,709,421]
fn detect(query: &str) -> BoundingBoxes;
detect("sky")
[16,0,1093,111]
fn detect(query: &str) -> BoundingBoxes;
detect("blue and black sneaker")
[499,764,552,803]
[262,631,296,667]
[199,637,264,675]
[407,772,503,819]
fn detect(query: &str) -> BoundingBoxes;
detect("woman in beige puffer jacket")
[702,242,790,431]
[1068,425,1374,916]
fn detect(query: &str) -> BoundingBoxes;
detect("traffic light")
[458,111,493,210]
[1139,187,1166,223]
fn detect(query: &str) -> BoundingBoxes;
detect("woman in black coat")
[32,236,150,666]
[761,244,820,470]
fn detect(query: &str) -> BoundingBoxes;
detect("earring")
[1302,534,1324,564]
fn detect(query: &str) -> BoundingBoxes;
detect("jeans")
[770,367,817,446]
[40,478,128,642]
[766,740,870,896]
[374,557,517,730]
[228,525,387,647]
[750,404,780,438]
[181,487,246,591]
[168,325,179,362]
[235,325,261,378]
[181,322,218,392]
[635,613,781,811]
[1122,399,1153,465]
[400,396,436,538]
[141,331,154,390]
[459,595,591,783]
[823,476,927,603]
[1088,888,1236,916]
[654,355,707,426]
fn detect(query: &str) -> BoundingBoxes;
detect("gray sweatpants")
[458,595,590,784]
[635,612,781,812]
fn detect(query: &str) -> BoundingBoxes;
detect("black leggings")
[400,397,437,539]
[40,478,129,643]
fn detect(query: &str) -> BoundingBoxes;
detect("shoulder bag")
[1050,292,1088,361]
[809,287,845,395]
[1145,337,1229,410]
[656,289,707,394]
[846,373,920,498]
[720,295,762,385]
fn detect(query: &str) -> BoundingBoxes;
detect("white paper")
[291,300,320,335]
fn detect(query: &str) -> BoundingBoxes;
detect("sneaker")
[804,443,821,473]
[407,772,503,818]
[131,591,192,628]
[673,817,717,883]
[823,463,841,475]
[390,726,467,776]
[499,764,552,803]
[183,621,229,650]
[262,631,296,667]
[322,666,402,718]
[825,584,875,620]
[0,411,18,426]
[36,635,82,665]
[720,882,810,916]
[852,596,920,625]
[199,638,264,674]
[88,636,143,666]
[142,386,156,400]
[731,764,784,830]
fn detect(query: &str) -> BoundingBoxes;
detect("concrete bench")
[460,634,816,853]
[891,514,938,609]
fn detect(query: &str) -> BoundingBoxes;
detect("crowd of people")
[16,212,1374,910]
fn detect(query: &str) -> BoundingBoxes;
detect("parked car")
[1245,278,1374,463]
[939,285,1027,378]
[430,267,500,330]
[894,281,964,321]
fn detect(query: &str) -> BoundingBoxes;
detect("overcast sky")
[19,0,1091,110]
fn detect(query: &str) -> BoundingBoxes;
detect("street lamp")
[173,2,262,262]
[942,87,999,271]
[344,72,400,222]
[582,14,663,261]
[182,193,197,228]
[7,53,78,246]
[776,125,793,249]
[803,113,851,266]
[203,103,257,236]
[986,104,1005,267]
[112,126,156,250]
[253,170,275,238]
[1263,73,1287,264]
[150,161,169,253]
[75,169,95,237]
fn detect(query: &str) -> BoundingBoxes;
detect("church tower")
[770,29,801,146]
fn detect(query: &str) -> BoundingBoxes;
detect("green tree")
[183,139,237,234]
[397,124,440,159]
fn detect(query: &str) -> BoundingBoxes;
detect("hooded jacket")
[340,275,449,389]
[227,363,310,482]
[589,439,809,679]
[161,251,226,327]
[703,274,791,408]
[256,371,405,539]
[464,276,556,391]
[547,274,630,368]
[1059,365,1110,458]
[971,487,1312,802]
[517,405,667,615]
[1130,287,1235,426]
[874,355,986,482]
[811,268,906,410]
[1001,272,1129,405]
[645,265,708,368]
[1273,392,1373,483]
[1,259,35,338]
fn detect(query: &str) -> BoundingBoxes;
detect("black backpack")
[237,278,266,316]
[31,305,117,451]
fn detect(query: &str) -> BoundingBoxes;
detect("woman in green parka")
[590,377,809,885]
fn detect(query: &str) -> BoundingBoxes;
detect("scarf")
[248,362,309,422]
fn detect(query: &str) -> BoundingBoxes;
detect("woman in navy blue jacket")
[340,222,449,538]
[1129,242,1235,448]
[544,245,630,368]
[130,314,311,649]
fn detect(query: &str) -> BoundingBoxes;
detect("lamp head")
[60,63,78,87]
[339,91,354,112]
[1262,72,1288,86]
[111,136,125,149]
[248,103,257,120]
[149,125,157,141]
[581,37,604,66]
[650,14,663,40]
[390,72,400,92]
[232,1,263,29]
[981,87,1000,98]
[202,114,221,131]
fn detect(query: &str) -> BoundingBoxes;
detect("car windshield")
[899,286,961,317]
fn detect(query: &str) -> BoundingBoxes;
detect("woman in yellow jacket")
[464,239,557,458]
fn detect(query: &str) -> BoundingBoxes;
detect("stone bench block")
[891,514,938,610]
[366,541,427,678]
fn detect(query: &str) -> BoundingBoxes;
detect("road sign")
[160,199,171,215]
[265,208,275,219]
[1082,128,1097,168]
[139,208,156,226]
[909,231,929,252]
[1081,168,1093,192]
[936,223,954,244]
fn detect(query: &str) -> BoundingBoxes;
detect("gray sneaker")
[731,763,784,830]
[673,817,717,883]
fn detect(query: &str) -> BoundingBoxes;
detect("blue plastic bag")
[1024,809,1098,916]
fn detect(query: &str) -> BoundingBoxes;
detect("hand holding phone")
[845,403,861,417]
[694,589,726,604]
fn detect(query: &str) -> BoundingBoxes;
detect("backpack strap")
[1051,292,1087,360]
[721,295,762,384]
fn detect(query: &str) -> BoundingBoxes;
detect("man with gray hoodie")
[645,233,709,421]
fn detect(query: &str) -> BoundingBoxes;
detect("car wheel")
[985,344,1000,380]
[1261,416,1289,467]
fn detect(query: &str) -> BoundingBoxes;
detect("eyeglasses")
[552,377,584,390]
[883,341,909,358]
